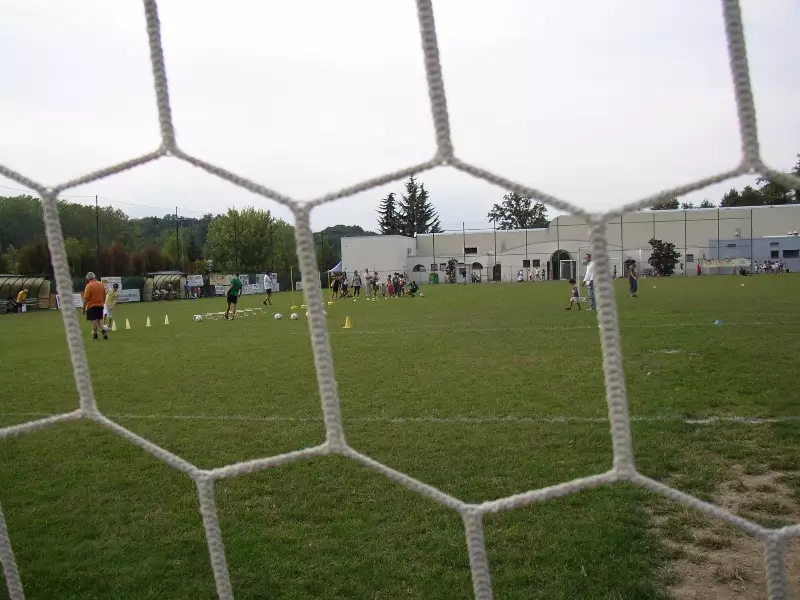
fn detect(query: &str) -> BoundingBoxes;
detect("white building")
[341,205,800,282]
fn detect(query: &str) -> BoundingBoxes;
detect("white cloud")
[1,0,797,231]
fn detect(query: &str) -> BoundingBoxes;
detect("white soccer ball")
[290,312,299,320]
[193,315,202,322]
[274,313,282,320]
[419,292,425,297]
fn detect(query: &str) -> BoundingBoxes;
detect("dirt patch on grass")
[652,469,800,599]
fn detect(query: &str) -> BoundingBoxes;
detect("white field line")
[329,320,799,336]
[1,412,798,426]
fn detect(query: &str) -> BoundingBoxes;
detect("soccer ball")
[419,292,425,298]
[274,313,282,320]
[290,313,299,320]
[193,315,202,322]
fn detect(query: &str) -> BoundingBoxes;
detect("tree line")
[377,176,550,233]
[651,154,799,210]
[0,195,373,278]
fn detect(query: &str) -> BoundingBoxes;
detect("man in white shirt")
[582,253,596,310]
[262,274,273,305]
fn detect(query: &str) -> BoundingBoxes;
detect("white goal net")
[559,259,577,282]
[1,1,799,599]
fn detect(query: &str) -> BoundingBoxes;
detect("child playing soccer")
[566,278,582,311]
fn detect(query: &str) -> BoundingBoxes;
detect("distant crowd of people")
[755,260,787,274]
[331,269,418,299]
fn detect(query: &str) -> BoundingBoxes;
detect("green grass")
[1,275,800,599]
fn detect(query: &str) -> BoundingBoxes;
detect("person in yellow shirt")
[103,283,120,331]
[15,288,28,313]
[83,272,107,340]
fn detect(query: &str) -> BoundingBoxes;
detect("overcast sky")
[1,0,798,232]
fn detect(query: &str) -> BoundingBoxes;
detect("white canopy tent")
[327,261,343,273]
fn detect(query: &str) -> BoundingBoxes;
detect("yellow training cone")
[164,315,170,325]
[125,319,131,330]
[111,321,117,332]
[146,317,151,327]
[343,316,351,329]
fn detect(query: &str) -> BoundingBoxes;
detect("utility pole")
[462,222,467,284]
[95,195,100,275]
[175,207,180,270]
[234,219,239,273]
[493,220,497,279]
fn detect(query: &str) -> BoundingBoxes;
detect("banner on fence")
[56,293,84,310]
[186,274,203,287]
[101,277,122,291]
[214,285,227,296]
[119,289,141,303]
[210,274,232,286]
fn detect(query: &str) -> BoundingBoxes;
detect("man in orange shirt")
[83,272,107,340]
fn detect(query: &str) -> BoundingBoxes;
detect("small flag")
[111,321,117,332]
[146,317,151,327]
[125,319,131,330]
[164,315,170,325]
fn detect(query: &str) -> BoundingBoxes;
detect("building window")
[783,249,799,259]
[531,259,541,267]
[686,254,694,263]
[412,264,427,272]
[464,247,478,255]
[440,263,447,271]
[726,243,736,248]
[771,250,779,258]
[430,264,438,272]
[522,259,530,268]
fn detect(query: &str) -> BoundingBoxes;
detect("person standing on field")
[581,254,596,310]
[262,273,273,306]
[628,264,638,298]
[83,272,107,340]
[103,282,120,331]
[225,273,243,320]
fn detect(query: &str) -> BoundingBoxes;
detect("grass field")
[1,276,799,599]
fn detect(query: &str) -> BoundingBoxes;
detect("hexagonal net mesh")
[1,1,799,599]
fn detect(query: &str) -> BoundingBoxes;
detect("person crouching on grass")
[565,278,582,311]
[83,272,107,339]
[225,273,243,320]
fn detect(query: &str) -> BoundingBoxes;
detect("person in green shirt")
[225,273,243,320]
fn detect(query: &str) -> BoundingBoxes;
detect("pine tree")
[397,176,442,236]
[377,193,401,235]
[398,176,419,236]
[417,184,442,233]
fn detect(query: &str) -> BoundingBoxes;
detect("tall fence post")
[684,209,687,276]
[462,222,467,284]
[95,195,100,275]
[432,231,436,274]
[750,208,753,268]
[525,228,528,280]
[620,216,624,277]
[493,220,497,282]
